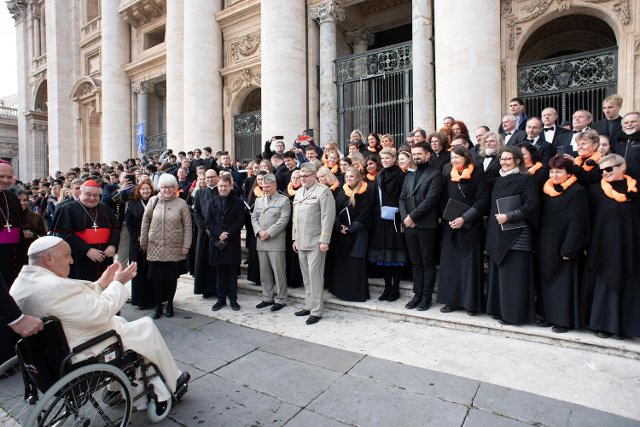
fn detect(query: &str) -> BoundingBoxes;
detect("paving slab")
[259,335,364,373]
[166,373,300,427]
[215,350,343,407]
[349,355,480,405]
[283,409,348,427]
[567,404,640,427]
[463,408,533,427]
[308,373,468,427]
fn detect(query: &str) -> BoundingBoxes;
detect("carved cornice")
[345,28,375,48]
[30,122,47,132]
[229,31,261,62]
[118,0,166,28]
[223,68,261,107]
[6,0,28,22]
[502,0,633,50]
[309,1,345,24]
[356,0,410,16]
[132,81,155,94]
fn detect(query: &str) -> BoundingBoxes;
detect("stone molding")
[132,81,155,94]
[502,0,632,49]
[118,0,166,28]
[7,0,27,22]
[345,28,375,48]
[309,0,345,24]
[356,0,410,16]
[29,122,47,132]
[228,30,261,63]
[224,68,261,107]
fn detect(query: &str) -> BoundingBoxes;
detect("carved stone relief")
[223,68,261,107]
[227,31,261,65]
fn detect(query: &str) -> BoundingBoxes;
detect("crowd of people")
[1,95,639,342]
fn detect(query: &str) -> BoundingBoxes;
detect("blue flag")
[136,121,146,153]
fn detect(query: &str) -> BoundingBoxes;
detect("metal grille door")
[234,111,262,162]
[336,41,413,150]
[518,47,617,123]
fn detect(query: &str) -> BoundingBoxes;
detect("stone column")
[412,0,435,130]
[346,28,374,54]
[307,14,320,140]
[101,0,132,163]
[434,0,501,131]
[309,1,345,146]
[31,3,41,57]
[167,1,184,151]
[133,82,154,148]
[183,0,223,152]
[261,0,307,145]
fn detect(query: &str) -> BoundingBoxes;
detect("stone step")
[189,275,640,361]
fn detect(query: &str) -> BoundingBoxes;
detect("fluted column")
[346,28,374,54]
[434,0,501,130]
[167,1,184,151]
[184,0,223,152]
[412,0,435,130]
[310,1,345,146]
[261,0,307,145]
[101,0,132,162]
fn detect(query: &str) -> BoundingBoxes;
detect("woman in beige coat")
[141,173,192,319]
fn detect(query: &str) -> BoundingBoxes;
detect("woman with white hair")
[141,173,192,319]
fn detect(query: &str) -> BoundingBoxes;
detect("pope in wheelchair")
[9,236,190,423]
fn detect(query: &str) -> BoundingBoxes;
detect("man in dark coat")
[500,114,527,146]
[51,180,120,281]
[613,111,640,181]
[498,97,528,133]
[592,94,623,143]
[541,107,571,147]
[202,147,219,172]
[511,117,557,165]
[193,169,219,298]
[206,175,245,311]
[399,142,443,311]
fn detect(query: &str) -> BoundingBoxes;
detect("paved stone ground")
[1,305,637,427]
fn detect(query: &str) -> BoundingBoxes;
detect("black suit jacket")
[543,125,571,147]
[203,156,218,172]
[502,130,527,146]
[592,117,622,144]
[511,135,557,165]
[205,195,245,266]
[399,164,443,229]
[475,156,501,190]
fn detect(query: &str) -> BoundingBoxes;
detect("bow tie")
[485,155,495,158]
[505,132,511,136]
[544,127,554,131]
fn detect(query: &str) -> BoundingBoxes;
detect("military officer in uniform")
[292,163,336,325]
[251,174,291,311]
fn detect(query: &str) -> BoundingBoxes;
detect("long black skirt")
[130,256,154,308]
[286,223,303,287]
[587,270,640,337]
[486,250,536,325]
[436,228,484,312]
[147,260,187,281]
[331,257,369,302]
[245,222,261,286]
[538,260,584,329]
[193,231,217,295]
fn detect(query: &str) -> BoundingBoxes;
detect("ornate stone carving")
[345,28,375,49]
[583,0,631,24]
[557,0,572,11]
[224,69,261,106]
[30,122,48,132]
[230,31,261,61]
[118,0,166,28]
[634,35,640,57]
[309,0,345,24]
[6,0,28,21]
[132,81,155,94]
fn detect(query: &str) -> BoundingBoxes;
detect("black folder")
[496,196,527,231]
[443,199,471,229]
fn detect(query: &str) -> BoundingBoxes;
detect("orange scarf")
[329,164,339,174]
[253,187,264,198]
[343,181,368,197]
[574,151,601,172]
[366,171,377,181]
[601,175,637,202]
[400,165,409,173]
[287,182,301,197]
[328,181,339,191]
[450,163,474,182]
[367,146,378,153]
[528,162,543,175]
[543,175,577,197]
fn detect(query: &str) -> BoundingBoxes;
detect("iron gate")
[517,47,617,123]
[336,41,413,150]
[234,111,262,162]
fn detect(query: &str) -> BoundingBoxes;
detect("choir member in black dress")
[519,142,547,189]
[475,131,504,193]
[571,129,602,187]
[365,132,383,155]
[586,154,640,339]
[437,146,489,315]
[193,170,219,298]
[485,146,539,325]
[331,167,372,302]
[536,156,589,333]
[368,148,408,302]
[338,157,353,185]
[52,179,120,281]
[285,170,303,287]
[126,180,157,309]
[397,151,415,173]
[245,171,266,287]
[365,155,382,184]
[428,132,451,172]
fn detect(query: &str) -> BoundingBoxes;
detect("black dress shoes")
[230,300,241,311]
[439,305,460,313]
[294,309,311,317]
[595,330,612,339]
[152,306,163,319]
[306,315,321,325]
[536,319,552,327]
[165,304,174,318]
[212,300,227,311]
[256,301,275,309]
[416,297,432,311]
[405,295,421,309]
[552,325,569,333]
[271,303,285,311]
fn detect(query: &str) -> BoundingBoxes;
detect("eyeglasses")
[602,164,622,173]
[499,157,514,162]
[300,173,315,179]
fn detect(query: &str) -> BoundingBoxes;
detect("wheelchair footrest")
[174,383,188,401]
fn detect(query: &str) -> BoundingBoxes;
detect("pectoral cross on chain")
[92,222,98,232]
[3,222,11,232]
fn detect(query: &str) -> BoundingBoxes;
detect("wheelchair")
[0,317,187,426]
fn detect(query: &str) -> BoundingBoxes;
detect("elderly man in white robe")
[9,236,190,403]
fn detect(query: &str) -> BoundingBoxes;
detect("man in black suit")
[202,147,219,172]
[191,149,205,168]
[613,111,640,180]
[541,107,571,147]
[399,142,443,311]
[592,94,623,144]
[500,114,527,146]
[498,97,528,133]
[556,109,593,153]
[511,117,556,165]
[475,131,502,191]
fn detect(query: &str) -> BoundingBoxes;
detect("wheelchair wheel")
[24,363,132,427]
[146,396,172,423]
[0,355,18,376]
